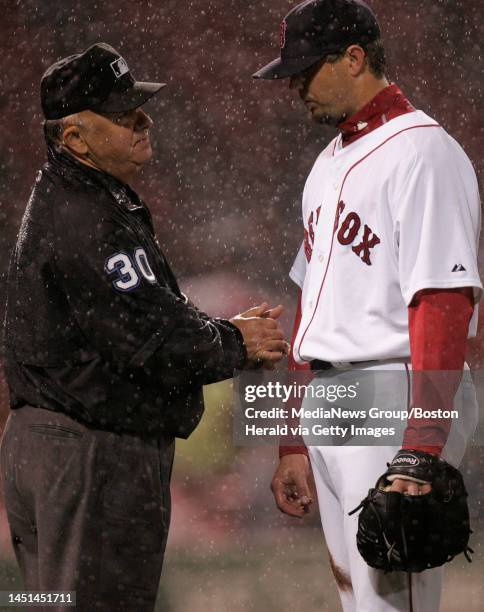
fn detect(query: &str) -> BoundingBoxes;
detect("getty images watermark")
[233,369,483,447]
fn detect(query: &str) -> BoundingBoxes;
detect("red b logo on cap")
[280,20,287,49]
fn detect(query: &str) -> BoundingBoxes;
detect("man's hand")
[230,303,289,369]
[387,478,431,495]
[382,449,434,495]
[271,454,314,518]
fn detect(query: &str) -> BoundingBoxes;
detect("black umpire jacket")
[3,145,247,438]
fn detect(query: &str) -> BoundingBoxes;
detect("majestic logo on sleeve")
[335,200,380,266]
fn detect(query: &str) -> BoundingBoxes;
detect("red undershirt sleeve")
[402,287,474,455]
[279,292,311,458]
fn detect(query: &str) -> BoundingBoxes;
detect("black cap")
[41,43,166,120]
[253,0,380,79]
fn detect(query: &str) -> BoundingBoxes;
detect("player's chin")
[313,112,340,127]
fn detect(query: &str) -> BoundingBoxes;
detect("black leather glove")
[349,449,473,572]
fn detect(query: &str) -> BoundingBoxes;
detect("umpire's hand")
[230,303,289,369]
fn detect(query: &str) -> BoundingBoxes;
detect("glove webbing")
[350,496,405,570]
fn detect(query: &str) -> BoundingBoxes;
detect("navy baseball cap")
[41,43,166,120]
[253,0,380,79]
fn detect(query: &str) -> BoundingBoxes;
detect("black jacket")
[4,146,246,438]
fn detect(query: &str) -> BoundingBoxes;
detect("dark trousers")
[0,406,175,611]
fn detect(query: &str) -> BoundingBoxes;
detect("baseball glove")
[349,449,473,573]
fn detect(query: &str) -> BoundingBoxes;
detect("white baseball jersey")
[290,110,482,364]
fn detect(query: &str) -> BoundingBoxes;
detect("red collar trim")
[339,83,415,147]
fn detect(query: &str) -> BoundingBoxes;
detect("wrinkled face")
[75,107,154,180]
[289,53,355,126]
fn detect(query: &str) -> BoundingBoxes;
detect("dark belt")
[310,359,379,371]
[310,360,333,371]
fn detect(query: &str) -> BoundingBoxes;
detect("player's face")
[289,54,355,126]
[78,107,154,182]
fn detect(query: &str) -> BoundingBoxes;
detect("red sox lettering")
[305,199,380,266]
[336,200,381,266]
[304,205,321,261]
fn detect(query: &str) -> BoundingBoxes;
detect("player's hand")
[230,303,289,369]
[271,454,314,518]
[386,478,432,495]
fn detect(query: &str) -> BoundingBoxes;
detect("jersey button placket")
[333,159,345,191]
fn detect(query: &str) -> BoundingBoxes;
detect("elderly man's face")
[65,106,154,183]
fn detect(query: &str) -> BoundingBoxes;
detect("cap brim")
[93,81,166,112]
[252,55,324,79]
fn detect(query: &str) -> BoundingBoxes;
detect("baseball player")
[253,1,481,611]
[0,43,288,611]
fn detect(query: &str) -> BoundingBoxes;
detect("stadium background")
[0,1,482,609]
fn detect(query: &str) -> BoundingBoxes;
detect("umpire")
[0,43,287,611]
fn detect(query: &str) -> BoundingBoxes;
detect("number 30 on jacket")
[105,247,156,292]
